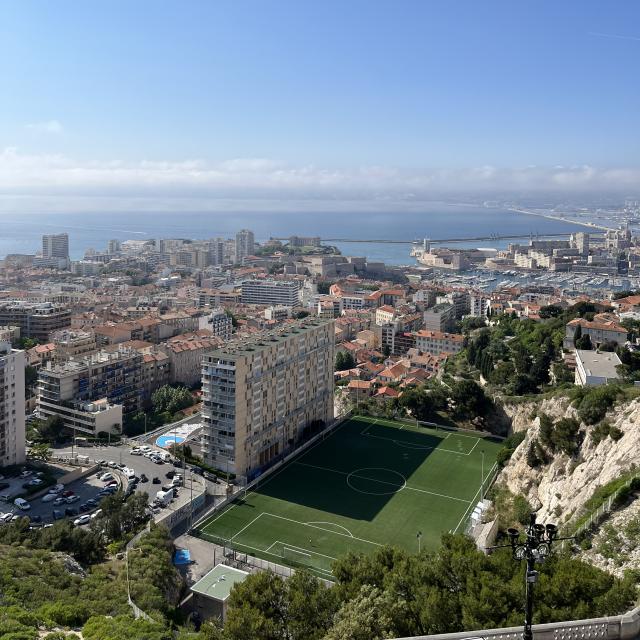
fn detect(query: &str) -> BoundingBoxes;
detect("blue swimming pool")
[156,434,185,448]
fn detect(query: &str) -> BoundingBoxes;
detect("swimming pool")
[156,434,185,448]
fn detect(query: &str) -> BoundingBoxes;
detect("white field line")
[232,540,334,577]
[231,512,264,542]
[264,512,383,548]
[360,428,476,456]
[452,462,498,534]
[294,461,469,504]
[279,541,338,561]
[305,521,354,537]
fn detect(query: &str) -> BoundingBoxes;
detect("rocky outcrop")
[497,396,640,528]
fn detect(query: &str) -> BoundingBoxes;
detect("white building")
[575,349,622,387]
[42,233,69,260]
[199,308,232,340]
[241,280,301,307]
[470,293,491,317]
[0,342,26,466]
[235,229,255,263]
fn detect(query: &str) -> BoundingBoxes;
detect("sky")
[1,0,640,213]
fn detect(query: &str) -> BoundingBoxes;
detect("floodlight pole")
[417,530,422,553]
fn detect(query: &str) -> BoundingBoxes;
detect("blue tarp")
[174,549,191,565]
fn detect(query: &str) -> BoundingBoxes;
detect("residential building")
[564,318,628,350]
[575,349,622,387]
[241,279,301,307]
[37,347,143,434]
[52,330,97,360]
[0,342,26,466]
[71,260,102,276]
[288,235,321,247]
[470,293,491,317]
[200,308,233,340]
[201,317,334,481]
[0,326,20,344]
[375,305,396,326]
[235,229,255,263]
[414,330,464,356]
[0,301,71,341]
[165,331,221,387]
[423,303,456,332]
[42,233,69,260]
[264,305,291,322]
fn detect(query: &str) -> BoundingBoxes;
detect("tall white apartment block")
[201,318,334,481]
[0,342,26,467]
[235,229,255,263]
[42,233,69,259]
[241,279,301,307]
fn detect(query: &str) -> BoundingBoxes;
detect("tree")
[335,351,355,371]
[324,585,396,640]
[36,415,65,443]
[151,385,194,415]
[539,305,563,319]
[575,333,593,350]
[28,442,51,462]
[573,323,582,348]
[449,379,488,420]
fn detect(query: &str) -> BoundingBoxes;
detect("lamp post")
[417,530,422,554]
[491,513,568,640]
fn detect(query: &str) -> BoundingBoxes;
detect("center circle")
[346,467,407,496]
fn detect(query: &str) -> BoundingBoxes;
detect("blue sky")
[0,1,639,211]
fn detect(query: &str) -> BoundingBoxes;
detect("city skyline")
[1,1,640,214]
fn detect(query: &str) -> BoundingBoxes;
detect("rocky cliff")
[496,395,640,530]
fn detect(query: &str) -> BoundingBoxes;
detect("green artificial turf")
[196,416,502,577]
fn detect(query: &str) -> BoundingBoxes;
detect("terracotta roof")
[567,318,627,333]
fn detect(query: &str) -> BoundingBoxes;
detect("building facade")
[201,318,334,481]
[42,233,69,260]
[235,229,255,263]
[0,343,26,466]
[0,301,72,341]
[241,279,301,307]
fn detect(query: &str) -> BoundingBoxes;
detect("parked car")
[152,477,161,484]
[19,470,33,478]
[107,461,117,468]
[79,503,91,512]
[27,478,43,486]
[139,474,148,483]
[100,473,114,482]
[41,493,57,503]
[66,495,80,504]
[65,507,78,517]
[130,449,142,456]
[90,509,102,520]
[105,480,118,488]
[30,514,42,523]
[86,498,97,506]
[152,456,164,465]
[74,515,91,526]
[165,470,175,479]
[48,484,64,494]
[14,498,30,510]
[62,490,75,497]
[52,509,64,520]
[53,497,66,506]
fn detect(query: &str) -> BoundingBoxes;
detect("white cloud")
[0,147,638,213]
[24,120,63,135]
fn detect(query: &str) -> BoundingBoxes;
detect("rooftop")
[576,349,622,380]
[190,564,248,602]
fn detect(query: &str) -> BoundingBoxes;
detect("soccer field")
[195,416,502,577]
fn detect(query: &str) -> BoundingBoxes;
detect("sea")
[0,205,598,266]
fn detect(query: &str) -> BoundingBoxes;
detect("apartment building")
[235,229,255,263]
[0,301,71,341]
[241,279,301,307]
[414,330,464,356]
[51,330,97,360]
[470,293,491,317]
[37,348,143,435]
[423,303,456,332]
[0,342,26,466]
[201,317,334,481]
[199,308,233,340]
[165,331,221,387]
[42,233,69,260]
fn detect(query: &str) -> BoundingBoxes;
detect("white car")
[41,493,57,503]
[14,498,31,510]
[90,509,102,520]
[19,470,33,478]
[0,512,12,522]
[48,484,64,494]
[125,468,136,480]
[170,477,182,487]
[107,461,117,468]
[73,515,91,526]
[28,478,43,486]
[101,473,114,482]
[130,449,142,456]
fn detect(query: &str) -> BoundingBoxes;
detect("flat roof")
[576,349,621,379]
[190,564,249,602]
